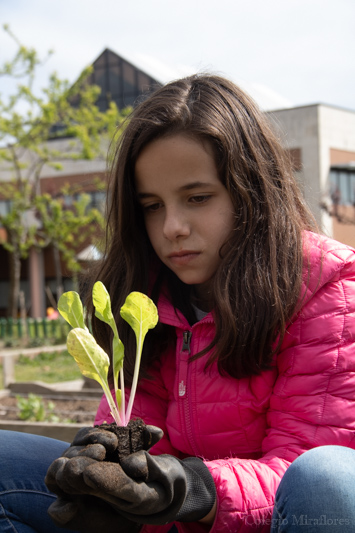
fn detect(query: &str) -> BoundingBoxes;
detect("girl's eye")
[143,202,161,212]
[190,195,211,204]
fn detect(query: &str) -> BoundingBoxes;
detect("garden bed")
[0,394,98,424]
[0,392,99,441]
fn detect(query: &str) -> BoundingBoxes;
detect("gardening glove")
[45,424,163,495]
[62,423,164,462]
[45,425,163,531]
[49,450,216,526]
[47,494,141,533]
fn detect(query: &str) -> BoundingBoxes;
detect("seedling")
[58,282,158,426]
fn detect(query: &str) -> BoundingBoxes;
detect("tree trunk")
[53,245,64,302]
[7,248,21,319]
[19,290,28,339]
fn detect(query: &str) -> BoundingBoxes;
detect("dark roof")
[88,48,162,111]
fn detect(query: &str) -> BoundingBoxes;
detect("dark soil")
[98,418,146,462]
[0,395,98,424]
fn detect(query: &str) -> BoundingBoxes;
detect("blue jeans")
[271,445,355,532]
[0,430,74,533]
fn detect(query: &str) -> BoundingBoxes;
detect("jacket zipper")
[179,331,191,398]
[179,329,199,455]
[182,330,192,354]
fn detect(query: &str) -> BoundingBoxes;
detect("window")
[73,191,106,213]
[88,191,106,212]
[329,167,355,206]
[0,200,12,217]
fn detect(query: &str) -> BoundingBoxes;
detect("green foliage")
[16,393,59,422]
[16,349,82,383]
[18,350,63,365]
[58,283,158,426]
[35,191,105,275]
[0,26,122,162]
[0,25,130,317]
[0,349,82,388]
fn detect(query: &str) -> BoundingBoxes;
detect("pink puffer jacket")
[95,232,355,532]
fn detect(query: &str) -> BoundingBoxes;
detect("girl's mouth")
[168,251,200,265]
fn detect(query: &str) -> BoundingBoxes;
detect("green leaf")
[58,291,86,329]
[66,328,122,426]
[66,328,110,386]
[120,292,158,421]
[93,280,124,386]
[120,292,158,340]
[92,281,114,325]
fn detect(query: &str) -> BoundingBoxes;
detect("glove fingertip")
[144,425,164,449]
[48,498,78,525]
[45,457,68,484]
[120,450,149,480]
[71,426,95,445]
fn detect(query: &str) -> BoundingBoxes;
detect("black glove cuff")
[176,457,216,523]
[119,454,216,526]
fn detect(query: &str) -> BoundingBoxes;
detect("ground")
[0,395,99,424]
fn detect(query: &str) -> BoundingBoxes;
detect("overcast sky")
[1,0,354,111]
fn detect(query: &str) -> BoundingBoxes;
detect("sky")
[1,0,355,112]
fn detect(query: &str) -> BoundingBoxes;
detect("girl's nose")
[163,209,190,240]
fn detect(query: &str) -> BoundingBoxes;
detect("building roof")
[87,48,162,111]
[268,102,355,115]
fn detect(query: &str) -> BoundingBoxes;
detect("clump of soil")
[97,418,146,463]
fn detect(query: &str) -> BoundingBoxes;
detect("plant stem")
[101,380,122,426]
[125,328,143,422]
[119,368,126,425]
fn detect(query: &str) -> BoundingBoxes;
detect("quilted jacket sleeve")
[198,241,355,532]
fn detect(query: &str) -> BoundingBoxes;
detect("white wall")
[268,104,355,237]
[268,105,323,225]
[0,137,108,182]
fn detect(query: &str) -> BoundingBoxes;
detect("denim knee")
[272,446,355,532]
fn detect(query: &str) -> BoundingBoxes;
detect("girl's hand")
[45,424,163,530]
[46,449,216,526]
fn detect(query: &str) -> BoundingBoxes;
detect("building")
[268,104,355,247]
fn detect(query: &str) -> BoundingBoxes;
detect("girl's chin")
[175,275,210,287]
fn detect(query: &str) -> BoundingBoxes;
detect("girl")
[2,74,355,533]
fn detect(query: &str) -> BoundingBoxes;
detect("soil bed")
[0,395,98,424]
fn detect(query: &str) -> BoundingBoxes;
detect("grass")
[0,349,82,388]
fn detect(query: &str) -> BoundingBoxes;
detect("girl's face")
[135,134,235,307]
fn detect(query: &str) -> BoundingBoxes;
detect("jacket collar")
[156,290,213,329]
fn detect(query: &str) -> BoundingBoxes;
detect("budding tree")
[0,25,129,317]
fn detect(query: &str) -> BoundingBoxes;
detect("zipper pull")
[182,330,192,354]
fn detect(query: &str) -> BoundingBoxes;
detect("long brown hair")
[83,74,317,380]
